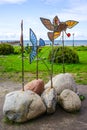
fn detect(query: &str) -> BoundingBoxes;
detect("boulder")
[45,73,77,95]
[24,79,44,95]
[41,87,57,114]
[58,89,81,112]
[3,90,46,122]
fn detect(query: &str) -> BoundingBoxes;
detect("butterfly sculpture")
[30,28,45,63]
[39,38,45,46]
[40,16,79,41]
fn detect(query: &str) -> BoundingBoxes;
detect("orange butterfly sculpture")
[40,16,79,41]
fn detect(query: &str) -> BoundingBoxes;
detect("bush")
[13,46,21,54]
[48,46,79,64]
[0,43,14,55]
[25,45,31,54]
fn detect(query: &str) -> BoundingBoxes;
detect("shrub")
[38,47,42,53]
[13,46,21,54]
[25,44,31,54]
[0,43,14,55]
[48,46,79,64]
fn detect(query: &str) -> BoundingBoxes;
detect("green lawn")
[0,46,87,84]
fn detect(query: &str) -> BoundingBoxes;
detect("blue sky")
[0,0,87,40]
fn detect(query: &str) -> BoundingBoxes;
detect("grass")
[0,46,87,84]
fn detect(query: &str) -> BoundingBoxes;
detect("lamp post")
[73,33,74,47]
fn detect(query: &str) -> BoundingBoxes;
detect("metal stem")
[22,45,24,90]
[36,46,38,80]
[62,31,65,73]
[50,33,54,88]
[20,20,24,91]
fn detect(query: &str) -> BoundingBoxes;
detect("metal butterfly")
[30,28,45,63]
[30,28,37,63]
[40,16,79,41]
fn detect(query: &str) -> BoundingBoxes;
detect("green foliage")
[3,116,21,125]
[14,45,31,54]
[0,43,14,55]
[48,46,79,64]
[79,95,85,101]
[13,46,21,54]
[38,47,42,53]
[3,116,14,124]
[25,44,31,54]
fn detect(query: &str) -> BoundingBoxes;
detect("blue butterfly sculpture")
[39,38,45,46]
[30,28,45,63]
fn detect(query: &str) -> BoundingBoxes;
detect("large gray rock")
[45,73,77,95]
[41,88,57,114]
[58,89,81,112]
[3,90,46,122]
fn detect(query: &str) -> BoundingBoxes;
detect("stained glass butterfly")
[30,28,37,63]
[30,28,45,63]
[40,16,79,41]
[39,38,45,46]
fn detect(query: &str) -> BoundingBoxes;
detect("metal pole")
[50,32,54,88]
[36,46,38,80]
[20,20,24,91]
[62,31,65,73]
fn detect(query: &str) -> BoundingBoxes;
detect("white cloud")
[41,0,87,22]
[47,4,87,22]
[0,0,27,4]
[41,0,63,5]
[0,32,20,40]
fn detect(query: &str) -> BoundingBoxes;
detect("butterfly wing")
[30,28,37,47]
[53,16,60,26]
[30,28,37,63]
[30,51,37,63]
[39,38,45,46]
[65,20,79,29]
[40,17,54,31]
[48,32,61,41]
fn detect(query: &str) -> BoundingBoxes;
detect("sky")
[0,0,87,40]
